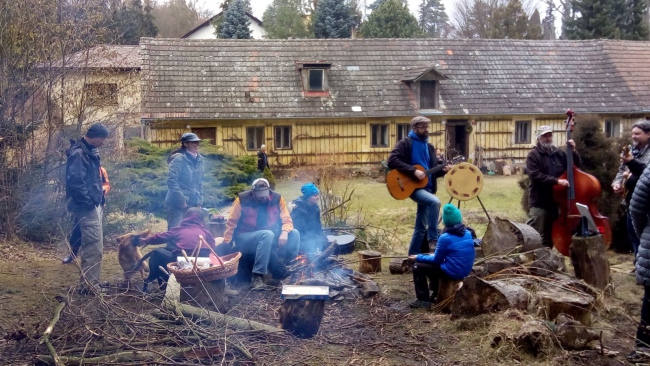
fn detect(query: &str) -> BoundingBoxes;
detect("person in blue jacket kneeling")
[410,204,475,309]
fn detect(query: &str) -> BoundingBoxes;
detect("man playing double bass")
[525,125,581,248]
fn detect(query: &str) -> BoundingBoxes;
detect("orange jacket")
[100,167,110,195]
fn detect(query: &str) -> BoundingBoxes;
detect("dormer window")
[297,61,331,97]
[402,65,448,111]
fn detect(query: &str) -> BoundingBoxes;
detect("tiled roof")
[53,45,140,69]
[139,38,650,119]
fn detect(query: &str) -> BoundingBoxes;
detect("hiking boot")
[409,300,432,310]
[250,275,272,291]
[428,240,437,253]
[62,255,75,264]
[225,287,239,297]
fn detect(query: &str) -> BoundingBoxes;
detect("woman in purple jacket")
[409,204,475,310]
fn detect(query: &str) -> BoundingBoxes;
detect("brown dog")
[117,229,151,287]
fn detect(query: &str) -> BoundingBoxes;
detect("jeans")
[235,229,300,276]
[637,285,650,348]
[408,189,441,255]
[413,262,449,301]
[72,205,103,290]
[526,206,558,249]
[628,212,640,255]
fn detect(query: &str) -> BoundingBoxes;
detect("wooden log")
[179,279,228,313]
[278,300,326,338]
[357,250,382,273]
[569,235,610,291]
[359,280,380,298]
[482,217,543,257]
[533,289,594,326]
[450,276,530,317]
[435,278,462,311]
[389,258,412,274]
[166,302,285,333]
[514,320,554,357]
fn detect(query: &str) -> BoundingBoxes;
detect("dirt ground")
[0,236,642,365]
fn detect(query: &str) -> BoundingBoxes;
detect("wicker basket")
[168,252,241,285]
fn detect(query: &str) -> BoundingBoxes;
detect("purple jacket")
[144,214,215,251]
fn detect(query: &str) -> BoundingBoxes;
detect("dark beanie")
[85,123,110,138]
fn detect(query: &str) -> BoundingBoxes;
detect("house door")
[445,120,468,159]
[191,127,216,145]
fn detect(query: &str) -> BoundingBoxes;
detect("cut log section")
[279,300,326,338]
[533,289,595,325]
[450,276,530,317]
[569,235,611,291]
[358,250,382,274]
[179,279,228,313]
[435,278,461,312]
[389,258,412,274]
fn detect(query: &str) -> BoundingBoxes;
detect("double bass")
[551,109,612,256]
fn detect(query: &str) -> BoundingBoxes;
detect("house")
[138,38,650,169]
[181,11,266,39]
[45,45,143,145]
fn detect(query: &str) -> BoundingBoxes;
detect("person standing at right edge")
[388,116,450,255]
[166,133,205,230]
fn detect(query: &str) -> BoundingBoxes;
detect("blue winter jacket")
[416,224,475,280]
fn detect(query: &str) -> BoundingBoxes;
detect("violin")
[551,109,612,256]
[620,146,631,199]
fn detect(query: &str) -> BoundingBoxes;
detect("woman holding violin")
[525,125,581,248]
[612,120,650,256]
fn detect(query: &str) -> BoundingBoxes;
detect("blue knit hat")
[301,183,320,197]
[442,204,463,226]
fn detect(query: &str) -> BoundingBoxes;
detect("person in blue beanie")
[409,204,475,309]
[291,183,328,254]
[388,116,451,255]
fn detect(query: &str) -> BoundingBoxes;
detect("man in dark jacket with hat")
[525,125,580,248]
[65,122,109,295]
[387,116,450,255]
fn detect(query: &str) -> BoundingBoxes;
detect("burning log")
[357,250,382,273]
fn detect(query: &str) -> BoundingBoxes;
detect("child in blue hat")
[410,204,476,310]
[290,183,328,253]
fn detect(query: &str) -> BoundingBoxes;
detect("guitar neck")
[422,165,444,176]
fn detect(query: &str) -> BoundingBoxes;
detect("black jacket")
[526,144,581,210]
[387,137,443,194]
[65,138,103,212]
[290,196,327,251]
[257,151,269,172]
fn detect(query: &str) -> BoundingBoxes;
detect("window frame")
[370,124,390,148]
[419,80,438,109]
[274,125,292,150]
[396,123,411,141]
[514,120,531,144]
[308,69,324,91]
[604,120,620,138]
[246,126,265,150]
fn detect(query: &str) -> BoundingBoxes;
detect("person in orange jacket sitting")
[62,166,110,264]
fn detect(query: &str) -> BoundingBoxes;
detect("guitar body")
[386,165,428,200]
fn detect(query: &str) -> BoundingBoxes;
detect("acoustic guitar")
[386,156,464,200]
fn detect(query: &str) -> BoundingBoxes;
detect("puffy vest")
[235,190,283,236]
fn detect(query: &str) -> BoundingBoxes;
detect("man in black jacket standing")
[388,116,450,255]
[525,125,579,248]
[66,123,109,295]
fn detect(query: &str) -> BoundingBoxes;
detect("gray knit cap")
[85,123,110,138]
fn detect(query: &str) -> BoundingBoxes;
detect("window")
[274,126,292,150]
[247,126,264,150]
[419,80,437,109]
[515,121,531,144]
[371,124,389,147]
[308,69,324,91]
[84,83,118,106]
[396,123,410,141]
[605,120,620,138]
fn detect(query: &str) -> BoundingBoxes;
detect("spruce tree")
[263,0,312,38]
[360,0,424,38]
[527,9,543,39]
[218,0,252,39]
[620,0,650,40]
[564,0,622,39]
[313,0,355,38]
[418,0,448,38]
[368,0,407,11]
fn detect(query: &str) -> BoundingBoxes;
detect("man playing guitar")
[612,120,650,255]
[387,116,451,255]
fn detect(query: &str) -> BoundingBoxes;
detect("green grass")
[275,174,528,254]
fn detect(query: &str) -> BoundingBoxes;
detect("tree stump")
[569,235,610,291]
[450,276,531,317]
[534,289,594,325]
[180,279,228,313]
[278,300,326,338]
[389,258,412,274]
[358,250,382,274]
[435,278,462,312]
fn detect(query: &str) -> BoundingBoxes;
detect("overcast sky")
[200,0,457,20]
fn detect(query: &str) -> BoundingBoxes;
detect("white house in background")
[181,11,266,39]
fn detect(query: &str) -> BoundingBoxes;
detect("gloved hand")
[131,236,142,247]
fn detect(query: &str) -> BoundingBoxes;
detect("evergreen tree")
[313,0,355,38]
[263,0,312,38]
[115,0,158,45]
[218,0,252,39]
[526,9,543,39]
[418,0,449,37]
[360,0,424,38]
[368,0,407,11]
[220,0,252,13]
[491,0,529,39]
[620,0,650,40]
[542,1,556,39]
[564,0,623,39]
